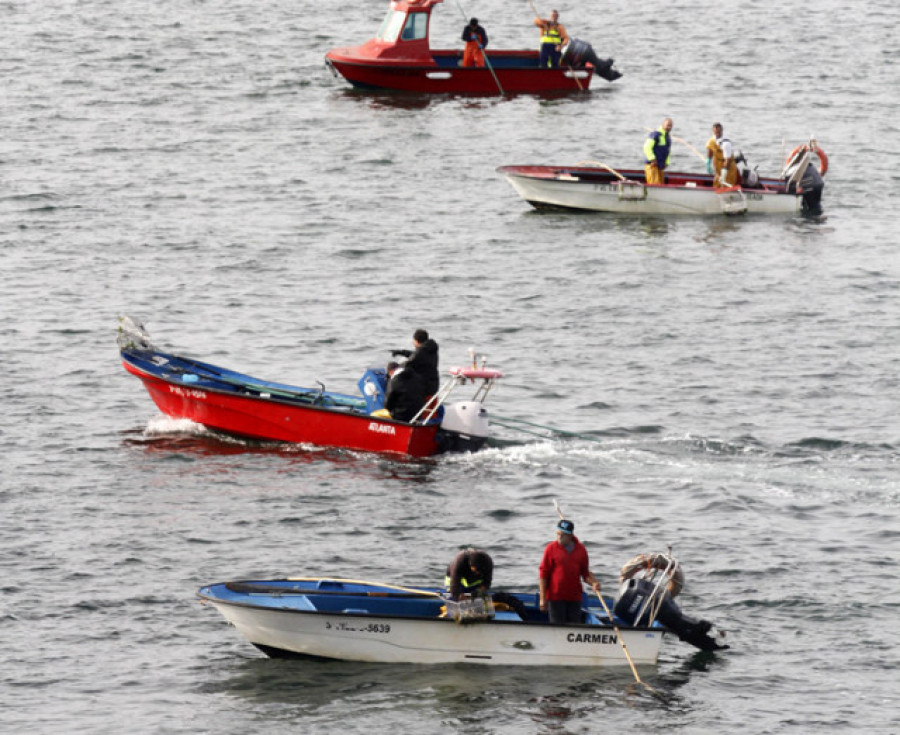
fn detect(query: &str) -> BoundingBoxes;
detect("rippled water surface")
[3,0,899,732]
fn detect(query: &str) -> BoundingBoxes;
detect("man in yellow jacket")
[706,123,740,187]
[643,118,673,185]
[534,10,569,68]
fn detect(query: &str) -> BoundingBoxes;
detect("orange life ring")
[786,144,828,176]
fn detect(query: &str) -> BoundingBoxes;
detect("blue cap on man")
[557,519,574,534]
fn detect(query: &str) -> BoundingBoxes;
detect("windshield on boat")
[376,9,429,43]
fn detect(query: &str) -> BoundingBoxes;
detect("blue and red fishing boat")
[197,552,727,665]
[118,317,503,458]
[325,0,620,95]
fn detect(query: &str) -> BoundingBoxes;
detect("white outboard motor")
[438,401,490,452]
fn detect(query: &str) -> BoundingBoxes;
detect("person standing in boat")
[392,329,439,398]
[539,519,601,624]
[445,547,494,601]
[461,18,488,68]
[533,9,568,68]
[644,117,673,185]
[706,123,740,187]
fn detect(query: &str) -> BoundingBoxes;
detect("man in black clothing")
[384,362,426,423]
[392,329,440,397]
[445,548,493,601]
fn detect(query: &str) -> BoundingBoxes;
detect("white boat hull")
[499,166,802,215]
[209,602,664,667]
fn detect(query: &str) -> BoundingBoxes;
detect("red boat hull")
[123,361,441,458]
[326,48,592,95]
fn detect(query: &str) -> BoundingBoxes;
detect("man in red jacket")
[539,518,601,624]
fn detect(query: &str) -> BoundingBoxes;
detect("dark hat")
[557,519,574,534]
[469,17,478,25]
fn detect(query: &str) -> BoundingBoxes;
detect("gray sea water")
[3,0,899,732]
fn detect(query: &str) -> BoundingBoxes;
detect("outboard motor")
[437,401,490,452]
[561,38,622,81]
[781,145,825,216]
[799,164,825,216]
[735,152,760,188]
[614,578,727,652]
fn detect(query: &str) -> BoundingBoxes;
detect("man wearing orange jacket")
[461,18,488,67]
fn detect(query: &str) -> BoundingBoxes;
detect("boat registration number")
[169,385,206,400]
[325,621,392,634]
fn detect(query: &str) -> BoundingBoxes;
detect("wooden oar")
[643,126,706,163]
[552,500,663,697]
[453,0,505,96]
[593,588,663,696]
[673,135,706,163]
[285,576,444,597]
[576,160,627,181]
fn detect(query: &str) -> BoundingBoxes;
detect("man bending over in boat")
[445,548,494,601]
[384,362,427,423]
[461,18,488,68]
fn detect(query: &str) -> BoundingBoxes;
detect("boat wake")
[144,415,208,438]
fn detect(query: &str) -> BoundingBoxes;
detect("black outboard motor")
[614,578,727,652]
[561,38,622,81]
[781,144,826,216]
[799,164,825,216]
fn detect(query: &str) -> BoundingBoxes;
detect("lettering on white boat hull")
[325,620,392,634]
[567,632,618,645]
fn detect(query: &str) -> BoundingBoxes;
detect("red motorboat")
[118,317,503,458]
[325,0,620,95]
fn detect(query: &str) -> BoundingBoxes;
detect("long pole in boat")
[643,125,705,163]
[552,499,663,697]
[453,0,505,96]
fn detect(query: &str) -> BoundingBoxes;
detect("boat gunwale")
[197,591,663,635]
[497,164,789,194]
[121,351,422,427]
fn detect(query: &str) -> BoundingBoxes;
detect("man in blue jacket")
[644,118,673,185]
